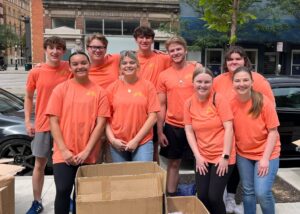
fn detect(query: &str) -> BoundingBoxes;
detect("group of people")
[24,25,280,214]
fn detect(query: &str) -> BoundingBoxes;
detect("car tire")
[0,138,35,175]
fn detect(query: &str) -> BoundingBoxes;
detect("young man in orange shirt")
[24,36,70,214]
[46,51,110,214]
[157,36,201,196]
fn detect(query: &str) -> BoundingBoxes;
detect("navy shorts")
[159,123,189,159]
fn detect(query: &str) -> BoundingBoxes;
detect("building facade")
[0,0,4,24]
[32,0,180,62]
[2,0,30,66]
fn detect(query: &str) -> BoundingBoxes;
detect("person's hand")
[158,132,168,147]
[74,149,90,165]
[258,158,269,177]
[195,156,209,175]
[111,138,127,151]
[25,121,35,137]
[125,139,139,152]
[215,157,229,176]
[61,149,76,165]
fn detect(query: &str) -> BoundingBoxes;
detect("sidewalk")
[15,168,300,214]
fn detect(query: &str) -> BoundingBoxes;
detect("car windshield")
[0,89,24,113]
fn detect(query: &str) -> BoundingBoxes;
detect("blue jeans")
[110,140,153,162]
[237,155,279,214]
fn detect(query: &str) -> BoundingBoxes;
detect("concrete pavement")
[15,167,300,214]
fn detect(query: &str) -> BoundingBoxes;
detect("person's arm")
[49,115,76,165]
[185,125,208,175]
[106,122,127,151]
[258,128,278,177]
[24,90,35,136]
[74,117,107,164]
[216,120,233,176]
[157,93,168,147]
[125,112,157,152]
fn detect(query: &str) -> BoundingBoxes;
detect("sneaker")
[26,200,44,214]
[234,202,244,214]
[225,197,237,213]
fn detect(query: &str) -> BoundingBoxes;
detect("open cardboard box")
[76,162,166,214]
[0,163,24,214]
[167,196,209,214]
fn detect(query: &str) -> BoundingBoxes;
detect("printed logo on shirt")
[148,63,154,69]
[133,91,145,97]
[86,91,96,97]
[206,106,215,115]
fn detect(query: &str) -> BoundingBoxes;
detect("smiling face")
[86,38,107,63]
[45,45,65,66]
[233,70,253,97]
[135,35,153,52]
[167,43,187,64]
[193,72,213,99]
[120,55,139,77]
[226,52,245,73]
[69,53,91,81]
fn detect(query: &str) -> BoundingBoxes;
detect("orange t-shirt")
[89,54,120,89]
[213,71,275,104]
[46,79,110,164]
[26,61,71,132]
[184,92,235,164]
[137,51,171,87]
[106,79,160,145]
[157,63,195,128]
[230,95,281,160]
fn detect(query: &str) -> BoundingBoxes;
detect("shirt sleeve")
[262,96,280,129]
[184,98,192,125]
[147,82,161,113]
[97,90,111,118]
[156,72,167,94]
[216,94,234,122]
[45,85,63,117]
[26,69,39,92]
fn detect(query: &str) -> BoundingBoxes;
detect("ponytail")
[249,89,263,118]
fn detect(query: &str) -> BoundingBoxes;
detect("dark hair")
[165,36,187,51]
[233,66,263,118]
[68,51,90,64]
[223,46,252,72]
[133,26,155,39]
[119,50,139,69]
[192,67,214,81]
[86,33,108,47]
[43,36,66,50]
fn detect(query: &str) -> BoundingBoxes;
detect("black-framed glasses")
[87,45,107,51]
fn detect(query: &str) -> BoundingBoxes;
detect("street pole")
[14,45,18,70]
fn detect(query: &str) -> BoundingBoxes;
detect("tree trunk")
[230,0,239,45]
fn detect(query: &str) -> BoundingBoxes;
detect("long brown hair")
[233,66,263,118]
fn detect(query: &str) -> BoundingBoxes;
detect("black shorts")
[159,123,189,159]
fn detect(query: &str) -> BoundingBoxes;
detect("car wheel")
[0,138,35,175]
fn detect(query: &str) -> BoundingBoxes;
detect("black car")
[267,75,300,163]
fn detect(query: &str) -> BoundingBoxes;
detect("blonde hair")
[192,67,214,81]
[165,36,187,51]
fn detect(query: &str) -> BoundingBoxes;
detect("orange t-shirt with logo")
[157,64,195,128]
[89,54,120,89]
[137,51,171,87]
[230,95,281,160]
[46,79,110,164]
[184,92,235,164]
[213,71,275,104]
[106,79,160,145]
[26,61,71,132]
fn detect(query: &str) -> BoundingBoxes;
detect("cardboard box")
[76,162,166,214]
[0,164,24,214]
[167,196,209,214]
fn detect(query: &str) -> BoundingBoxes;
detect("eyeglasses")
[120,50,136,56]
[87,45,107,51]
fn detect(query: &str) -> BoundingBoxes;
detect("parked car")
[0,88,52,175]
[267,75,300,163]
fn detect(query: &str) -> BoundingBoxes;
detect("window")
[123,20,139,35]
[273,87,300,108]
[291,50,300,75]
[52,17,75,28]
[245,49,258,71]
[150,20,170,31]
[85,19,103,34]
[205,48,224,76]
[263,52,278,74]
[104,19,121,35]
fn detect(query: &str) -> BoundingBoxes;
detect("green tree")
[0,24,18,51]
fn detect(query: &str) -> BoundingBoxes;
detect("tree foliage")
[0,24,18,51]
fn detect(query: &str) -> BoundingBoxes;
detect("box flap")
[167,196,209,214]
[77,173,163,202]
[0,164,24,176]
